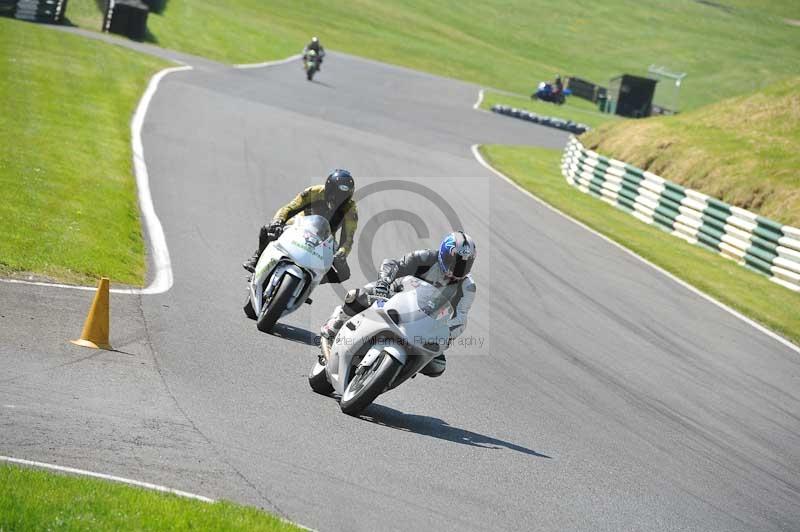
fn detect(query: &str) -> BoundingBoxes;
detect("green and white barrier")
[561,136,800,291]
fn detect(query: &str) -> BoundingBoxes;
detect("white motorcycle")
[308,277,455,415]
[244,215,335,332]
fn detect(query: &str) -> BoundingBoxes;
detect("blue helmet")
[438,231,476,280]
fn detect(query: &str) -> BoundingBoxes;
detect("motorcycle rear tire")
[256,274,300,333]
[340,351,401,416]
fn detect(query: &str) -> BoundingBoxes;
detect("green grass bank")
[67,0,800,110]
[0,463,303,531]
[480,144,800,345]
[0,18,169,285]
[582,77,800,227]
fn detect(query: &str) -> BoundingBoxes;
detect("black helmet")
[438,231,476,280]
[324,169,355,209]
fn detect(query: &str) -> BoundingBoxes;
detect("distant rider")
[242,169,357,283]
[320,232,477,377]
[553,74,563,96]
[303,36,325,70]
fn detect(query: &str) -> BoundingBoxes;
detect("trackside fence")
[3,0,68,22]
[561,136,800,291]
[491,104,590,135]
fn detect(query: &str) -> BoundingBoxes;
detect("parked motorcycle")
[244,215,335,332]
[304,49,322,81]
[533,82,570,105]
[308,277,455,416]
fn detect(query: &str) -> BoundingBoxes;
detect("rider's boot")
[419,354,446,377]
[320,288,372,349]
[319,335,333,365]
[319,307,347,366]
[243,225,274,273]
[242,249,260,273]
[320,305,346,341]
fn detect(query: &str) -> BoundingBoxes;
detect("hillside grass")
[0,18,169,285]
[480,145,800,346]
[480,89,621,129]
[66,0,800,110]
[582,77,800,227]
[0,463,302,531]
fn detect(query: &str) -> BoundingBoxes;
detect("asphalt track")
[2,48,800,532]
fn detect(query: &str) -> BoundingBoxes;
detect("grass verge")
[66,0,800,110]
[581,77,800,227]
[0,18,170,285]
[0,463,302,531]
[480,144,800,346]
[480,89,620,129]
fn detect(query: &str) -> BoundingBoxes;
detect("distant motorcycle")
[303,49,322,81]
[309,277,456,416]
[533,82,570,105]
[243,215,335,332]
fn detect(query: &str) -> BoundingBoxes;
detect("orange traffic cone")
[71,277,111,350]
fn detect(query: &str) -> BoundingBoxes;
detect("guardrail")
[491,104,590,135]
[561,136,800,291]
[3,0,68,22]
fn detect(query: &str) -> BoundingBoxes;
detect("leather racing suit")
[247,185,357,282]
[303,41,325,66]
[321,249,477,377]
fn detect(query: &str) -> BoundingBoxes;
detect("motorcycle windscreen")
[297,214,332,241]
[416,282,456,321]
[395,277,456,321]
[283,215,335,271]
[387,278,454,349]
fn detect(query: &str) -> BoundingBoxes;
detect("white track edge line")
[470,144,800,355]
[234,53,301,69]
[472,88,484,110]
[0,455,215,502]
[130,65,192,295]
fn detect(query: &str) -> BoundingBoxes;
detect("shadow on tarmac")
[310,79,334,88]
[360,404,552,458]
[271,323,320,347]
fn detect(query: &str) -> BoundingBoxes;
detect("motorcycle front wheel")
[256,274,300,333]
[243,292,257,320]
[340,351,401,416]
[308,360,334,395]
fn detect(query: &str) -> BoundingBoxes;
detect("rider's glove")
[373,279,391,299]
[267,220,284,238]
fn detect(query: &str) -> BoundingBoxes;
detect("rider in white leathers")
[320,232,477,377]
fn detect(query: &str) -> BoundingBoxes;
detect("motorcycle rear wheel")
[256,274,300,333]
[340,351,401,416]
